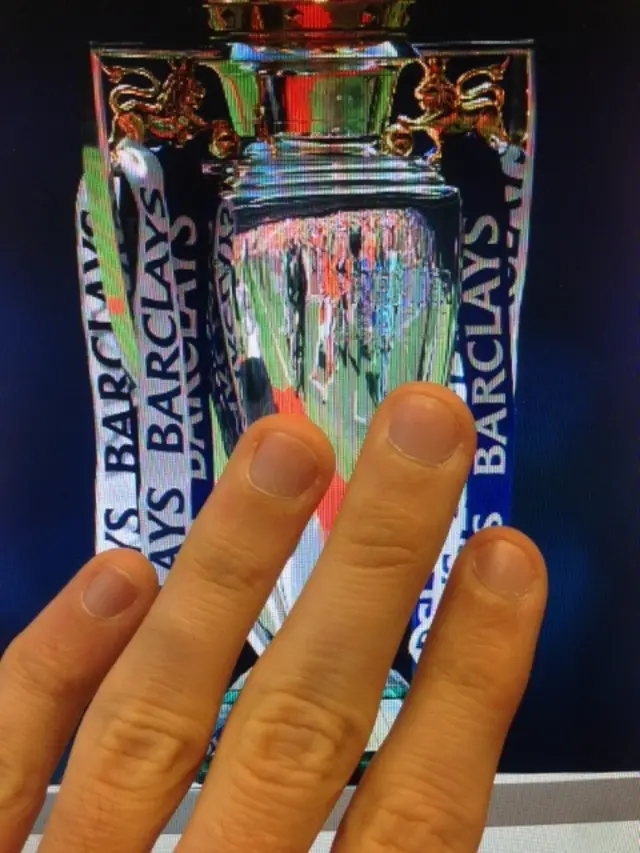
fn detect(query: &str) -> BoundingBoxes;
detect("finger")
[177,382,477,853]
[39,415,335,853]
[332,527,548,853]
[0,550,158,853]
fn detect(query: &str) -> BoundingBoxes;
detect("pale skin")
[0,382,547,852]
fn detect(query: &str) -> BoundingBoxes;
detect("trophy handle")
[381,50,533,163]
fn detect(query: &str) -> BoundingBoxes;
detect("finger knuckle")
[434,647,496,696]
[431,638,521,717]
[339,503,423,573]
[3,634,76,702]
[356,791,471,853]
[0,747,41,824]
[188,534,269,600]
[233,689,367,806]
[87,696,209,798]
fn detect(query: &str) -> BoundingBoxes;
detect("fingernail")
[82,566,139,619]
[388,395,461,466]
[249,432,319,498]
[473,540,536,598]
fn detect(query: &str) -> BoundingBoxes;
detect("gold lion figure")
[382,56,514,163]
[103,58,239,158]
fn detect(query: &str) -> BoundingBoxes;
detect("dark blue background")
[1,0,638,774]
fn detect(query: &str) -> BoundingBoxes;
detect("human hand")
[0,383,547,853]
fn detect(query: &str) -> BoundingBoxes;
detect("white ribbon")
[76,179,141,554]
[501,143,535,386]
[117,141,193,582]
[170,214,210,487]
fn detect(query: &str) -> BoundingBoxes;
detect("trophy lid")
[204,0,414,40]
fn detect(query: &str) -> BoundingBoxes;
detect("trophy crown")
[203,0,413,39]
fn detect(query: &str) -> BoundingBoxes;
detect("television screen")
[1,0,638,848]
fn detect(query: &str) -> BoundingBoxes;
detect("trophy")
[76,0,534,781]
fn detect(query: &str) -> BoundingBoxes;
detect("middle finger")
[178,382,476,853]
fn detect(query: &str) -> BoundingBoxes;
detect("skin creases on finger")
[38,415,336,853]
[332,527,548,853]
[175,383,477,853]
[0,550,158,853]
